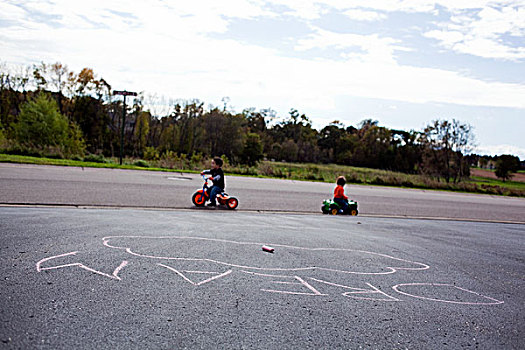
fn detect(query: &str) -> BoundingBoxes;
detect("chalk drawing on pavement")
[35,235,504,306]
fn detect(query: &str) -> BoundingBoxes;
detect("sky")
[1,0,524,159]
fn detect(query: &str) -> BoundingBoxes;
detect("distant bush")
[259,163,274,176]
[370,176,385,185]
[3,143,43,157]
[133,160,150,168]
[158,151,188,169]
[401,180,414,187]
[12,93,85,157]
[229,165,258,176]
[143,147,159,161]
[84,154,107,163]
[0,126,6,148]
[345,173,363,184]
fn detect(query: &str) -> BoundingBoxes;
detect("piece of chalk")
[262,245,274,253]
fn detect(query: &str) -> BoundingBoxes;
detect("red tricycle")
[191,175,239,210]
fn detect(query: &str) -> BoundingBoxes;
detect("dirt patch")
[471,168,525,182]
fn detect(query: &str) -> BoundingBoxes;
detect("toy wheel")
[192,192,206,207]
[227,197,238,210]
[322,207,329,214]
[331,208,338,215]
[350,209,358,216]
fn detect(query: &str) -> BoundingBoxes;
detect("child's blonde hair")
[336,176,346,186]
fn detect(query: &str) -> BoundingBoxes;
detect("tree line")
[2,61,519,183]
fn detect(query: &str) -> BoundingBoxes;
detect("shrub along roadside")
[1,153,523,197]
[8,93,86,159]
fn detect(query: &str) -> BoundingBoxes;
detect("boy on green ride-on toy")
[334,176,349,214]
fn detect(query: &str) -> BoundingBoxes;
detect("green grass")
[0,154,199,174]
[470,176,525,191]
[1,153,524,197]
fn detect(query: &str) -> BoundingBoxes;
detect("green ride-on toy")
[321,199,358,216]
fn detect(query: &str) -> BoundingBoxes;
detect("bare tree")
[143,93,175,118]
[49,62,69,94]
[420,119,475,183]
[32,62,49,91]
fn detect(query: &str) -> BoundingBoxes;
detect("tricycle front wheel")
[192,192,206,207]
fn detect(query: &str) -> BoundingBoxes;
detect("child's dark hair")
[213,157,223,167]
[336,176,346,186]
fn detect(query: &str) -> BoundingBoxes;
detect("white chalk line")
[35,253,504,305]
[392,283,504,305]
[36,251,78,271]
[102,235,430,275]
[308,277,401,301]
[157,263,232,286]
[240,271,327,295]
[239,270,294,278]
[35,240,503,306]
[36,252,128,281]
[261,276,327,296]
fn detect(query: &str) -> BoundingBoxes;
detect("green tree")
[202,108,244,162]
[70,95,112,154]
[281,139,299,162]
[241,132,263,166]
[174,102,205,155]
[134,111,150,157]
[495,155,520,181]
[13,93,85,156]
[353,124,391,168]
[0,119,6,148]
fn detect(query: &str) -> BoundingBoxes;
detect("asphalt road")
[1,163,524,223]
[1,163,524,349]
[1,207,523,349]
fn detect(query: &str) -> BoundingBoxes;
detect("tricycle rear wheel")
[227,197,238,210]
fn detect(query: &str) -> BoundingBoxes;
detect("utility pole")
[113,90,137,165]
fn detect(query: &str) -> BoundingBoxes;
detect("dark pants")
[334,198,348,212]
[209,186,223,204]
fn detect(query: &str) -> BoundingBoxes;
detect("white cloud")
[475,144,525,159]
[343,9,387,21]
[1,0,524,153]
[0,2,25,19]
[275,0,437,14]
[2,0,524,110]
[425,3,525,60]
[294,27,410,64]
[267,1,525,61]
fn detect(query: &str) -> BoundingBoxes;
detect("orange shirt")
[334,185,348,199]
